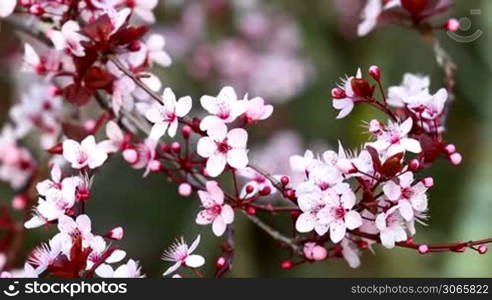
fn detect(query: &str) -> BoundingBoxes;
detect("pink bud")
[280,176,290,186]
[108,227,124,240]
[368,65,381,81]
[331,87,346,99]
[418,244,429,254]
[246,206,256,216]
[422,177,434,188]
[12,194,28,210]
[408,159,420,172]
[449,153,462,166]
[444,144,456,155]
[182,126,192,139]
[172,274,183,278]
[312,246,328,261]
[478,245,488,255]
[20,0,32,7]
[216,257,227,268]
[0,271,12,278]
[48,86,62,96]
[149,160,162,172]
[171,142,181,153]
[178,183,192,197]
[29,4,45,15]
[259,186,272,196]
[84,120,96,132]
[444,18,460,32]
[280,260,294,270]
[245,185,255,194]
[123,149,138,164]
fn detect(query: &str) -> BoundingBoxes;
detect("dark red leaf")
[381,153,404,177]
[365,146,382,173]
[83,14,113,42]
[84,66,113,89]
[63,84,93,106]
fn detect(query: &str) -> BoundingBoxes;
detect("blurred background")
[1,0,492,277]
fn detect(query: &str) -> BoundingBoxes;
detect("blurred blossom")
[162,0,314,104]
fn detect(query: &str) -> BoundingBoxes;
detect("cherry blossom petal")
[197,137,217,158]
[184,255,205,268]
[400,138,422,153]
[398,200,414,221]
[175,97,192,117]
[150,122,169,141]
[295,213,316,233]
[345,211,363,230]
[329,219,347,243]
[206,154,227,177]
[227,128,248,148]
[162,262,181,277]
[188,235,201,253]
[383,181,401,201]
[227,149,248,169]
[212,215,227,236]
[221,204,234,224]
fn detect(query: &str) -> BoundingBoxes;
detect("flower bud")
[422,177,434,188]
[478,245,488,255]
[444,144,456,155]
[12,194,28,210]
[368,65,381,81]
[29,4,45,16]
[107,227,124,240]
[401,0,429,16]
[245,185,255,194]
[331,87,346,99]
[215,256,227,269]
[280,176,290,186]
[418,244,429,254]
[149,160,163,172]
[178,183,192,197]
[280,260,294,270]
[123,149,138,164]
[449,153,462,166]
[182,125,192,139]
[444,18,460,32]
[246,206,256,216]
[408,159,420,172]
[171,142,181,153]
[259,186,272,196]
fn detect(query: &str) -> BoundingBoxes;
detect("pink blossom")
[99,121,126,153]
[341,238,361,268]
[332,69,361,119]
[243,96,274,123]
[197,125,249,177]
[145,88,192,140]
[367,118,422,156]
[196,181,234,236]
[63,136,109,169]
[48,21,89,57]
[387,73,430,107]
[375,206,408,249]
[296,184,362,242]
[162,235,205,276]
[128,0,158,23]
[383,172,428,221]
[200,86,246,124]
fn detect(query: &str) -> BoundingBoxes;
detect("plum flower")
[54,214,94,255]
[296,184,362,242]
[357,0,401,36]
[383,172,428,221]
[0,0,16,18]
[48,21,89,57]
[375,206,408,249]
[96,259,144,278]
[200,86,246,125]
[332,69,362,119]
[367,118,422,156]
[162,235,205,276]
[63,136,109,169]
[27,237,63,275]
[405,88,448,120]
[99,121,127,153]
[387,73,430,107]
[196,181,234,236]
[197,125,249,177]
[243,96,274,123]
[145,88,192,140]
[129,0,158,23]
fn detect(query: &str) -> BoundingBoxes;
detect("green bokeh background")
[1,0,491,277]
